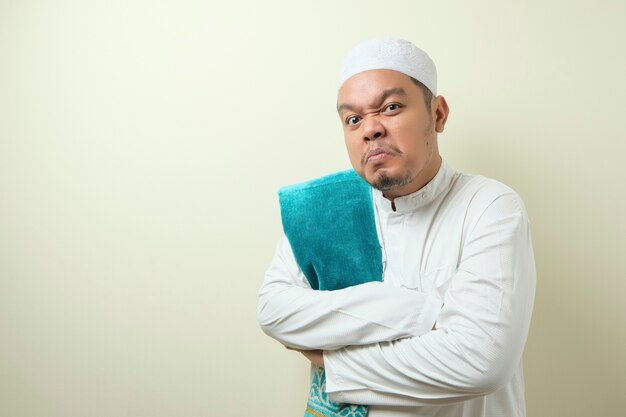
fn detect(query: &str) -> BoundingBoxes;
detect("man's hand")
[286,346,325,367]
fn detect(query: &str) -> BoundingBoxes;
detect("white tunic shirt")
[258,161,536,417]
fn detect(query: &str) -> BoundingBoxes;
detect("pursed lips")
[362,148,397,165]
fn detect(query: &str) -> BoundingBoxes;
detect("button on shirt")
[258,161,536,417]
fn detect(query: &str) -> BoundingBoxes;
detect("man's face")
[337,69,448,199]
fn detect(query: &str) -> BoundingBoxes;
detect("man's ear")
[433,96,450,133]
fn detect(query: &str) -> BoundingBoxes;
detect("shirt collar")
[373,159,456,213]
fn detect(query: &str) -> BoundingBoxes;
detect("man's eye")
[346,115,361,125]
[383,103,401,113]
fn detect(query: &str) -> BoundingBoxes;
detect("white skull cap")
[338,37,437,95]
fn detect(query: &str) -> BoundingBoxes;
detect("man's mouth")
[363,148,398,165]
[368,152,390,162]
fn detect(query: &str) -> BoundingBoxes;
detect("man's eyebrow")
[336,87,408,113]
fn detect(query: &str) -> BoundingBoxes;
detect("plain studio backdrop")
[1,1,624,416]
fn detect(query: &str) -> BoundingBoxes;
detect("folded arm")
[257,235,442,350]
[323,193,536,406]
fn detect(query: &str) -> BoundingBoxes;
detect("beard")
[370,169,414,192]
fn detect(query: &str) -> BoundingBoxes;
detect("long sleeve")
[323,191,536,406]
[257,235,443,350]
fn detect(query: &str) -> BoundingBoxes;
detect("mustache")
[362,144,402,165]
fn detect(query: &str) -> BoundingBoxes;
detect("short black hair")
[410,77,434,113]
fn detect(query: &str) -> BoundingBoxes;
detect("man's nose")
[362,116,386,142]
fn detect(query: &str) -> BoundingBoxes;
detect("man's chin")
[368,170,411,192]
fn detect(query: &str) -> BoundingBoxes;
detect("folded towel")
[279,169,382,417]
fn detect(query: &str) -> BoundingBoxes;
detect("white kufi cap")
[338,38,437,94]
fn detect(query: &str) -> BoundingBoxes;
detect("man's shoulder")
[452,171,526,213]
[456,172,517,196]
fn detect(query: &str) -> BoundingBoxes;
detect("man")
[258,38,535,417]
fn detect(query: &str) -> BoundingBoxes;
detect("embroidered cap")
[338,37,437,95]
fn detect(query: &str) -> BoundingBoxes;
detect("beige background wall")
[1,1,624,416]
